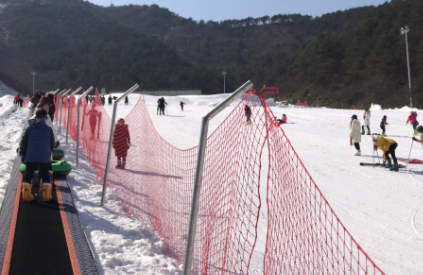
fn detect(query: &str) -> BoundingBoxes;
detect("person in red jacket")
[113,118,131,169]
[14,93,20,105]
[406,111,419,136]
[277,114,287,124]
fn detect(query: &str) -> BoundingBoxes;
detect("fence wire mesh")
[58,88,384,274]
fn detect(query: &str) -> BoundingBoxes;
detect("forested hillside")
[0,0,421,107]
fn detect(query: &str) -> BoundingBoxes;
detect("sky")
[88,0,388,22]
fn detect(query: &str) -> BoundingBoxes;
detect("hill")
[0,0,421,107]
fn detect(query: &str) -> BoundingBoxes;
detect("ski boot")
[354,151,361,156]
[381,133,387,137]
[413,130,418,136]
[22,182,34,202]
[42,183,53,201]
[385,159,392,169]
[389,162,399,172]
[121,160,126,170]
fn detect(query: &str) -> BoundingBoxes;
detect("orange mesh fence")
[59,87,384,274]
[68,96,77,140]
[22,96,29,108]
[61,95,69,127]
[261,95,384,275]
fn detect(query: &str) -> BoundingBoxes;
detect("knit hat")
[351,115,357,119]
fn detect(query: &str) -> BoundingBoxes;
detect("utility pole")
[400,26,412,107]
[31,71,36,96]
[222,71,227,94]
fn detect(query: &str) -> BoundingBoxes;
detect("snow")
[0,95,28,205]
[2,91,423,274]
[0,95,18,119]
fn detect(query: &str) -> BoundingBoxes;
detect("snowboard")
[360,162,406,169]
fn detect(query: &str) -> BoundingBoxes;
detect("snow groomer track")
[0,156,98,275]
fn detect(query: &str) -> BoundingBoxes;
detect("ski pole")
[408,140,414,160]
[375,150,381,164]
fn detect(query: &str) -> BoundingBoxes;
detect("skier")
[157,97,167,115]
[124,96,129,106]
[244,104,252,125]
[373,136,399,171]
[108,95,112,106]
[101,95,106,106]
[362,108,371,135]
[113,118,131,169]
[406,111,419,136]
[350,115,361,156]
[17,97,23,107]
[19,109,55,202]
[380,115,388,137]
[180,101,186,111]
[14,93,20,105]
[276,114,287,124]
[412,125,423,145]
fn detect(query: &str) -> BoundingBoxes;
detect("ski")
[360,162,406,168]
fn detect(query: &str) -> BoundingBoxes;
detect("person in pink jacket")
[406,111,419,136]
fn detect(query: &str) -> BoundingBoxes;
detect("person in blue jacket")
[19,109,55,202]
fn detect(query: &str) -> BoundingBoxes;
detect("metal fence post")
[101,84,139,206]
[183,80,253,275]
[65,87,83,145]
[58,89,71,134]
[76,86,94,167]
[54,89,66,127]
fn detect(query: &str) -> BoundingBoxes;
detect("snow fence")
[56,88,384,274]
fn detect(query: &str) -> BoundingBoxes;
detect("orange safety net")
[58,87,384,274]
[261,95,384,274]
[22,96,29,108]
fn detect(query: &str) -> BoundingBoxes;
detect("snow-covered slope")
[102,93,423,274]
[0,95,18,119]
[0,95,27,205]
[3,92,423,274]
[0,81,17,97]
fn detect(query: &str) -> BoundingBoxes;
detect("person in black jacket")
[19,109,55,202]
[47,93,56,122]
[180,101,186,111]
[157,97,167,115]
[380,115,388,137]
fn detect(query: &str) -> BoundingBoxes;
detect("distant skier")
[362,108,371,135]
[157,97,167,115]
[350,115,361,156]
[125,96,129,106]
[373,136,398,171]
[17,97,23,107]
[14,93,20,105]
[101,95,106,106]
[277,114,287,124]
[180,101,186,111]
[380,115,388,137]
[113,118,131,169]
[406,111,419,136]
[412,125,423,144]
[108,95,112,106]
[244,104,252,125]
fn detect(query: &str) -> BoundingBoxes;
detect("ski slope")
[0,95,28,204]
[2,92,423,274]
